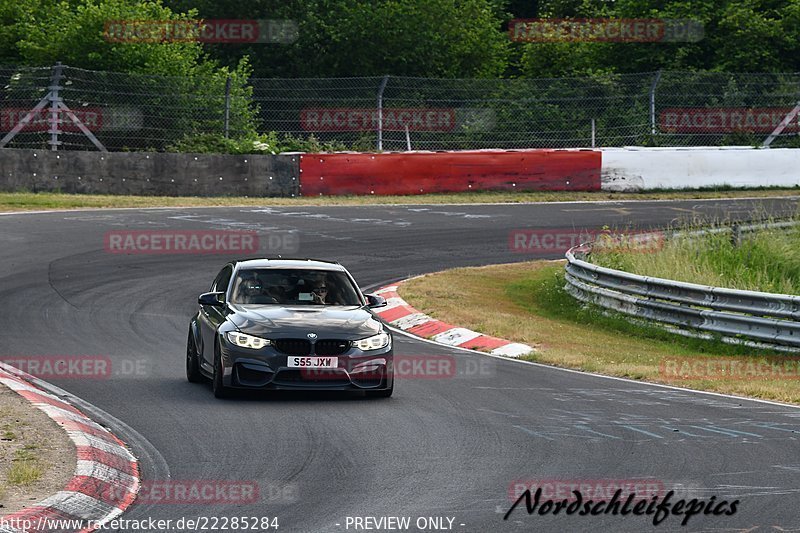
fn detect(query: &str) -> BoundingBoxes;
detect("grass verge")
[592,223,800,295]
[0,384,74,514]
[0,188,798,211]
[399,260,800,404]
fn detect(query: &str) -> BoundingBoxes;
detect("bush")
[166,132,348,154]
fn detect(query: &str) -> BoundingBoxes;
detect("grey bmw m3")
[186,259,393,398]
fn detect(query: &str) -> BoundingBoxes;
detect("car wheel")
[212,342,231,399]
[186,331,203,383]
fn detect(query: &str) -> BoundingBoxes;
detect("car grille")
[273,369,351,386]
[315,339,351,356]
[273,339,311,356]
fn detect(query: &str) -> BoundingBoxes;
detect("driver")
[310,283,328,304]
[240,277,263,303]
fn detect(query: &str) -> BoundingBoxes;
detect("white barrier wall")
[601,147,800,191]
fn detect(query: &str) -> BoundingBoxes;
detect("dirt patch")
[0,380,75,515]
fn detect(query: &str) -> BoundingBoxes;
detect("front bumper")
[219,339,394,391]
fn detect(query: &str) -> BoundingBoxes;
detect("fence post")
[224,75,231,138]
[649,70,662,135]
[731,224,741,247]
[591,118,596,148]
[49,62,64,151]
[376,75,389,151]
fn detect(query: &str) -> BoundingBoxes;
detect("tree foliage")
[2,0,799,79]
[518,0,800,76]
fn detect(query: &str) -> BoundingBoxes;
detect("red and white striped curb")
[0,363,139,533]
[374,282,533,357]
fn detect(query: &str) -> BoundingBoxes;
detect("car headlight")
[353,332,390,351]
[226,331,271,349]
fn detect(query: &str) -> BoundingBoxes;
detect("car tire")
[186,331,203,383]
[212,343,231,399]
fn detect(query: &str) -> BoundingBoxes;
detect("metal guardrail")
[564,225,800,350]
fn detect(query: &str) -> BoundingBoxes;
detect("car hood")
[228,305,383,340]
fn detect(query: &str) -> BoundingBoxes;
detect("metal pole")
[649,70,663,135]
[591,118,596,148]
[731,224,741,247]
[224,76,231,138]
[763,101,800,148]
[405,125,411,151]
[376,75,389,151]
[49,62,64,151]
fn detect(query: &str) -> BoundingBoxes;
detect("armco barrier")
[564,230,800,351]
[0,148,300,196]
[298,150,601,196]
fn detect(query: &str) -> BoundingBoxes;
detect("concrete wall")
[601,147,800,191]
[299,150,601,195]
[4,146,799,197]
[0,149,300,196]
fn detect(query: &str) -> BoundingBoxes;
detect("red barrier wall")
[298,149,601,196]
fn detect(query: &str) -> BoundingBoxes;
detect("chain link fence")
[1,64,799,152]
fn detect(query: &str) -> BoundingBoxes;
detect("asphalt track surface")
[2,197,800,533]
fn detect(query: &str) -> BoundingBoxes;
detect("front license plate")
[287,356,338,368]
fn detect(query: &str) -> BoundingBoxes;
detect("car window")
[211,265,233,293]
[230,268,362,306]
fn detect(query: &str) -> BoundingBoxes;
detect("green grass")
[400,260,800,403]
[0,188,799,212]
[592,223,800,295]
[7,448,42,485]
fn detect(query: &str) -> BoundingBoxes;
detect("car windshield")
[230,268,362,306]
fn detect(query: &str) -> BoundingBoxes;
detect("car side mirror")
[198,291,225,307]
[366,294,387,308]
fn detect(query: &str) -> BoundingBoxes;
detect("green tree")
[516,0,800,77]
[163,0,511,78]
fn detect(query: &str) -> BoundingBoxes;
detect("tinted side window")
[211,265,233,293]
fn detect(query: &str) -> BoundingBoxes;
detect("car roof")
[233,258,347,271]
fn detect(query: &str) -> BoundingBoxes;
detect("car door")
[199,264,233,370]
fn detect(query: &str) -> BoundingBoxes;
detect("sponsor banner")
[104,230,299,255]
[660,107,800,134]
[510,229,664,255]
[660,357,800,380]
[509,18,704,43]
[300,108,457,132]
[103,19,298,44]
